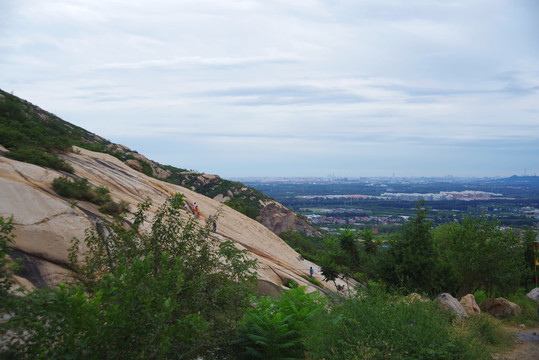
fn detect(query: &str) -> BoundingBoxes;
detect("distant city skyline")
[1,1,538,178]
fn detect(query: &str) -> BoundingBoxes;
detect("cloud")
[96,54,304,71]
[1,0,538,177]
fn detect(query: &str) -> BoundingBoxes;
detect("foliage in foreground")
[0,196,535,359]
[1,195,258,359]
[234,287,326,360]
[304,289,492,360]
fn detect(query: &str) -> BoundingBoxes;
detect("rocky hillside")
[0,90,333,292]
[0,89,320,237]
[0,145,343,293]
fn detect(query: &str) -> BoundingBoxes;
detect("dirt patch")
[495,325,539,360]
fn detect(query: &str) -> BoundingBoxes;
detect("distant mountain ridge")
[0,89,320,237]
[495,175,539,185]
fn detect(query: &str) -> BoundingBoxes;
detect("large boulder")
[480,298,521,317]
[258,201,322,237]
[526,288,539,303]
[460,294,481,316]
[403,292,425,304]
[437,293,467,321]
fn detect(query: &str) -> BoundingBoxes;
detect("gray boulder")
[526,288,539,303]
[438,293,467,321]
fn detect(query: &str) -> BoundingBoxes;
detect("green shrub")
[98,200,129,216]
[507,290,539,326]
[225,197,260,219]
[2,195,258,359]
[9,145,74,173]
[0,216,17,309]
[474,290,487,306]
[283,277,299,289]
[460,314,507,346]
[302,275,323,287]
[234,287,325,360]
[52,176,127,216]
[305,289,491,360]
[140,161,153,177]
[52,176,94,201]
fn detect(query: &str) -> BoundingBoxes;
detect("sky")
[1,0,538,178]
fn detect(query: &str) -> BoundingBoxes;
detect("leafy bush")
[474,290,487,306]
[305,289,491,360]
[302,275,323,287]
[283,277,299,289]
[52,176,95,202]
[225,197,260,219]
[507,290,539,326]
[98,200,129,216]
[234,287,326,360]
[2,195,259,359]
[140,160,153,176]
[52,176,128,216]
[459,314,508,346]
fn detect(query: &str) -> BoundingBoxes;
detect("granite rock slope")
[0,147,332,292]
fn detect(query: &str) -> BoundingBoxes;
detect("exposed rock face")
[437,293,467,321]
[480,298,522,316]
[130,152,171,179]
[258,201,322,237]
[0,147,333,293]
[125,159,142,172]
[527,288,539,302]
[460,294,481,316]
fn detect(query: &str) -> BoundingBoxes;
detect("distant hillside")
[0,89,320,237]
[495,175,539,186]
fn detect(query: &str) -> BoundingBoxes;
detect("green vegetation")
[0,216,17,310]
[1,201,538,359]
[140,160,153,176]
[433,215,524,297]
[234,287,325,360]
[285,200,535,299]
[305,289,492,360]
[0,91,75,172]
[52,176,128,215]
[279,230,326,262]
[0,90,281,229]
[225,197,260,219]
[1,196,258,359]
[246,179,539,233]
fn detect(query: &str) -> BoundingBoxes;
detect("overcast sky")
[1,0,538,178]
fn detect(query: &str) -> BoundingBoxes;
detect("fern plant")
[234,287,325,360]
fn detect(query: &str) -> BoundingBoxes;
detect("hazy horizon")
[1,1,538,178]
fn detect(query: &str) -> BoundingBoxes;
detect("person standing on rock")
[310,266,314,278]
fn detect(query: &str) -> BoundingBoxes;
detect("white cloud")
[1,0,538,177]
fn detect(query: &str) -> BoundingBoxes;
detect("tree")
[2,195,259,359]
[339,229,359,268]
[361,228,378,254]
[382,200,439,295]
[434,215,525,297]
